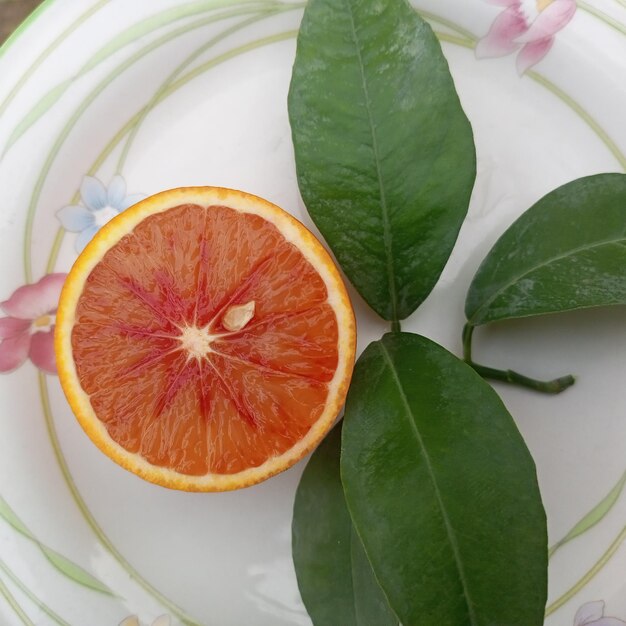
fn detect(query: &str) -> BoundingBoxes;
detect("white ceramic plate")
[0,1,625,624]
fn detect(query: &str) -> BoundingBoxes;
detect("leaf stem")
[468,362,575,394]
[462,323,575,395]
[461,322,474,362]
[391,320,401,333]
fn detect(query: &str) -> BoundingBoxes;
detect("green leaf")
[40,546,114,596]
[293,425,357,626]
[292,424,398,626]
[350,526,398,626]
[466,173,626,326]
[341,333,548,626]
[288,0,476,322]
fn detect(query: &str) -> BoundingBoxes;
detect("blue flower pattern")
[56,175,144,252]
[575,601,626,626]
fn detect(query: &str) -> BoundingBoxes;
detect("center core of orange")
[179,326,213,359]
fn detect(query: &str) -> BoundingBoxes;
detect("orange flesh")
[71,204,339,475]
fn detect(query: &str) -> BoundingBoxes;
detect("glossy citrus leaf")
[292,424,398,626]
[466,174,626,326]
[341,333,547,626]
[289,0,476,322]
[350,526,398,626]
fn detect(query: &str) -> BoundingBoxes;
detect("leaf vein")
[378,340,478,626]
[470,233,626,324]
[344,0,398,323]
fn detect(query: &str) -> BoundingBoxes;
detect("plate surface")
[0,1,625,624]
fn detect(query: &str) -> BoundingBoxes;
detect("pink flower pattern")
[0,274,67,375]
[476,0,577,74]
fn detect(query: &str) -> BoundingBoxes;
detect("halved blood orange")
[55,187,356,491]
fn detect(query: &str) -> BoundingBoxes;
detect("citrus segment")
[56,188,356,491]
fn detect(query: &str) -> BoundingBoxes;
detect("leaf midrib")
[469,234,626,325]
[378,341,478,626]
[349,530,362,626]
[350,527,400,626]
[344,0,398,323]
